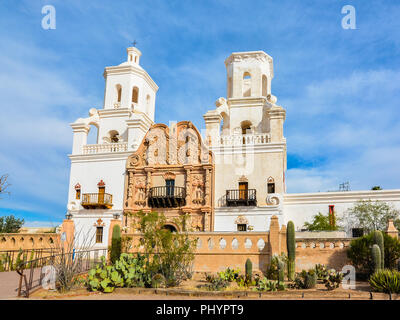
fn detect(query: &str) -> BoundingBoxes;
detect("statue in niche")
[177,128,199,165]
[192,174,204,205]
[145,128,167,165]
[134,177,147,206]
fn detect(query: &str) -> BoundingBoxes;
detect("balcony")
[218,133,271,147]
[82,142,128,154]
[81,193,113,209]
[148,186,186,208]
[226,189,257,206]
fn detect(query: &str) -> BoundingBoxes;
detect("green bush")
[323,269,344,290]
[315,264,328,280]
[291,269,317,289]
[204,273,229,291]
[217,267,240,282]
[151,273,166,288]
[369,269,400,293]
[266,253,287,281]
[235,274,256,287]
[347,232,400,277]
[86,253,151,293]
[255,277,286,292]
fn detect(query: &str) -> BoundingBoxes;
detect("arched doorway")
[162,224,177,233]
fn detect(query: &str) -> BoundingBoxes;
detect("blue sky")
[0,0,400,227]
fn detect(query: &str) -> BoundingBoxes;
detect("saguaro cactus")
[287,221,296,281]
[372,244,382,273]
[110,224,122,263]
[245,258,252,281]
[373,230,384,269]
[277,258,285,284]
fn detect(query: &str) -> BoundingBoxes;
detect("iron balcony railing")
[81,193,113,209]
[226,189,257,206]
[148,186,186,208]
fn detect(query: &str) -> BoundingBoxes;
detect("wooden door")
[239,182,248,200]
[98,186,105,204]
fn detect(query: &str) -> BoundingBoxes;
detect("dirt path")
[0,271,21,299]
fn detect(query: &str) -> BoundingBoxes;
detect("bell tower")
[103,46,158,121]
[226,51,273,99]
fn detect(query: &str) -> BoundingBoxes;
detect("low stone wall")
[0,233,60,251]
[295,238,351,272]
[124,232,273,273]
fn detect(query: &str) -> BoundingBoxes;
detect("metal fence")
[16,248,107,298]
[0,248,58,272]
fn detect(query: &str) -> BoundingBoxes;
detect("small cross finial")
[131,40,137,47]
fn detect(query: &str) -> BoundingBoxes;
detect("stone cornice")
[210,142,286,154]
[103,65,158,92]
[98,108,132,118]
[227,97,267,108]
[224,51,274,78]
[284,189,400,204]
[69,152,132,163]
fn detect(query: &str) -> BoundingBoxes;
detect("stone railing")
[0,233,61,251]
[82,142,128,154]
[218,133,271,147]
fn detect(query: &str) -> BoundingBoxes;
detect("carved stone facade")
[123,121,214,232]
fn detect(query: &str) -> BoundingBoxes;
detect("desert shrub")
[323,269,344,290]
[315,264,329,280]
[291,269,317,289]
[217,267,240,282]
[133,211,197,287]
[265,253,287,280]
[86,253,151,293]
[151,273,166,288]
[347,232,400,277]
[204,273,229,291]
[255,277,286,292]
[369,269,400,294]
[235,274,256,287]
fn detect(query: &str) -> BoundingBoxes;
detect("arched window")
[262,75,268,97]
[241,120,252,135]
[132,87,139,104]
[243,72,251,97]
[109,130,119,143]
[87,124,99,144]
[116,84,122,103]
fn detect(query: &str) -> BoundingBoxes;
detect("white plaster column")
[203,111,222,147]
[70,123,90,155]
[126,114,153,151]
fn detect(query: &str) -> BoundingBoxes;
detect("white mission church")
[65,46,400,248]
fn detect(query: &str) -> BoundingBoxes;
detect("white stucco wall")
[283,189,400,234]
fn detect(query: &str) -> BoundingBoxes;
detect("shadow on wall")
[326,249,350,271]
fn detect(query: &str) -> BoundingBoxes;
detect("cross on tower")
[131,40,137,47]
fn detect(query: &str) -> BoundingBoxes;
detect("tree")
[371,186,382,190]
[343,200,400,233]
[303,212,339,231]
[0,215,24,233]
[0,174,10,199]
[347,232,400,277]
[132,211,197,287]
